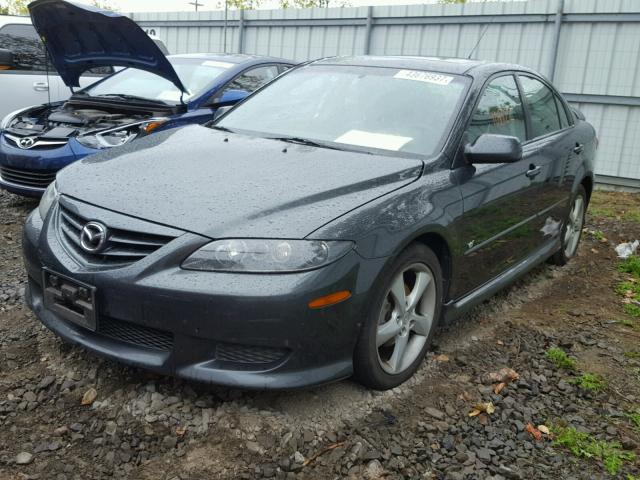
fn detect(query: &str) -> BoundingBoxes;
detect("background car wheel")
[550,184,587,266]
[353,243,443,390]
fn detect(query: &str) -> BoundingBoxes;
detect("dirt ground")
[1,189,640,480]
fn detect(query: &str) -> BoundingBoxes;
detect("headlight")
[39,181,58,219]
[1,106,34,130]
[182,239,354,273]
[76,118,168,149]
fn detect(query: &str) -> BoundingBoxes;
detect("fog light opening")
[308,290,352,309]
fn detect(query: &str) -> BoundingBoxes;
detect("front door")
[452,74,546,298]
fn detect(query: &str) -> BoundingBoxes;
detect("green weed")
[546,347,577,370]
[569,373,606,392]
[553,426,636,475]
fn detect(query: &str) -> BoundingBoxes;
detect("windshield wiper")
[210,125,234,133]
[94,94,169,105]
[268,136,350,152]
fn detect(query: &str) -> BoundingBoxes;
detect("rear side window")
[226,65,280,94]
[0,24,47,72]
[518,75,561,138]
[467,75,527,144]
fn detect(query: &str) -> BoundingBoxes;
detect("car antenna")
[466,16,496,60]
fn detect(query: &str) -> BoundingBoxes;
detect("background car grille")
[100,316,174,352]
[216,343,288,365]
[0,166,56,189]
[58,203,176,266]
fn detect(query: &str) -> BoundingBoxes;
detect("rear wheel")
[551,185,587,266]
[353,244,442,390]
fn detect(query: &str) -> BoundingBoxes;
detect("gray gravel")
[0,188,638,479]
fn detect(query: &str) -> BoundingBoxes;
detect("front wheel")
[353,244,442,390]
[550,185,587,266]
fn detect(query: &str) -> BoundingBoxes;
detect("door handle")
[33,81,49,92]
[573,143,584,154]
[526,165,542,179]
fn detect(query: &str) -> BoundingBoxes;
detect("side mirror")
[464,134,522,164]
[210,89,250,108]
[213,105,233,121]
[0,48,15,70]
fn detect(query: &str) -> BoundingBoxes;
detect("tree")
[0,0,29,15]
[280,0,349,7]
[90,0,118,10]
[223,0,261,9]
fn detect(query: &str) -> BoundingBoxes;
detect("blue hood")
[28,0,186,93]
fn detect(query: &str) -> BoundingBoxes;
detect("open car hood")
[28,0,186,92]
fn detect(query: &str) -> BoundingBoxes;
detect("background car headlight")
[76,118,168,149]
[38,181,58,219]
[182,239,354,273]
[1,106,33,130]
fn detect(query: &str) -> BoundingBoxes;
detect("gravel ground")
[1,189,639,480]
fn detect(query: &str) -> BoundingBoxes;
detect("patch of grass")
[624,303,640,318]
[625,351,640,359]
[546,347,577,370]
[588,229,606,241]
[627,410,640,431]
[619,256,640,277]
[616,280,640,298]
[590,191,640,223]
[569,373,606,392]
[552,426,636,475]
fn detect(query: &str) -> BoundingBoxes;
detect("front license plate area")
[42,269,97,332]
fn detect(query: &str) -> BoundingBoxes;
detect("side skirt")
[442,239,561,323]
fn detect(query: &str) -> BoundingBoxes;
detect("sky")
[76,0,441,13]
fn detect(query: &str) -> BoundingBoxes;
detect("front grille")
[216,343,288,365]
[0,166,56,189]
[100,316,174,351]
[58,203,176,266]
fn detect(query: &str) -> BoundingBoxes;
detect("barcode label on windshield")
[394,70,453,85]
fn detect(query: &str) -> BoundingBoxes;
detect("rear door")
[0,23,60,117]
[453,74,545,298]
[516,74,574,230]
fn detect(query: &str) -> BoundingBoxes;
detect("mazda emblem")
[80,221,108,253]
[18,137,36,149]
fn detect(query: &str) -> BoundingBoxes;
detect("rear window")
[0,24,47,71]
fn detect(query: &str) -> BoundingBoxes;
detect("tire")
[550,184,587,266]
[353,243,443,390]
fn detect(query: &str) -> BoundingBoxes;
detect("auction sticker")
[394,70,453,85]
[335,130,412,151]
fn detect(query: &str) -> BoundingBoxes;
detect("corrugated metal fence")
[131,0,640,188]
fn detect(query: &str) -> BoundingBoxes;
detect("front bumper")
[0,135,97,197]
[23,201,386,389]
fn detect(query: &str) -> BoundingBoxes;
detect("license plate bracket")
[42,269,97,332]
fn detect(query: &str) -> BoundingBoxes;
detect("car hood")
[28,0,186,92]
[57,126,423,239]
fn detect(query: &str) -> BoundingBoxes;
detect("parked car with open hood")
[23,56,596,390]
[0,0,292,197]
[0,14,169,119]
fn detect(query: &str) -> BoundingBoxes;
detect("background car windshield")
[218,64,469,156]
[86,58,231,103]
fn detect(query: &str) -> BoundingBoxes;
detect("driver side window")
[466,75,526,145]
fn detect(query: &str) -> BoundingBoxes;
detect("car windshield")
[218,64,469,156]
[84,57,234,104]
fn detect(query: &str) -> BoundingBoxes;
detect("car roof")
[310,55,537,77]
[169,53,292,65]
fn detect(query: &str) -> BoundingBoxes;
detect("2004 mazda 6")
[23,56,596,390]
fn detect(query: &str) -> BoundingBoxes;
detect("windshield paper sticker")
[335,130,412,151]
[394,70,453,85]
[202,60,234,69]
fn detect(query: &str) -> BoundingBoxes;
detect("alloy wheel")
[564,195,585,258]
[376,263,437,375]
